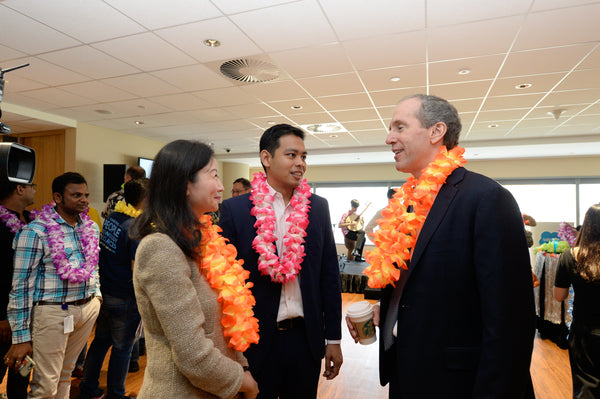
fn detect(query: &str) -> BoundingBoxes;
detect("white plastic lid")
[347,300,373,318]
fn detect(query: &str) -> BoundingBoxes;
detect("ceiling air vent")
[219,59,279,83]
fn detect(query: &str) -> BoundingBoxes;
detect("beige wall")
[75,122,165,213]
[222,162,251,200]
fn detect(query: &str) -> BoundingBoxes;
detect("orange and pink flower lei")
[363,146,466,288]
[250,172,311,284]
[197,214,259,352]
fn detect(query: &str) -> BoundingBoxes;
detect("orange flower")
[363,146,466,288]
[197,215,259,352]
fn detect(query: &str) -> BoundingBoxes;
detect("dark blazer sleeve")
[471,183,535,397]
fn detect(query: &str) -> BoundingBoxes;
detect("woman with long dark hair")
[132,140,259,398]
[555,204,600,398]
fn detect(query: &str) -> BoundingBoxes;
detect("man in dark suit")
[220,124,342,399]
[347,94,536,398]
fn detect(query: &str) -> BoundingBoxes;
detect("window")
[578,183,600,225]
[503,184,576,224]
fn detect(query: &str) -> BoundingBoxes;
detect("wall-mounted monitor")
[138,157,153,177]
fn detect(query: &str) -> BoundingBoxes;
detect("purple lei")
[558,221,577,247]
[0,205,26,234]
[38,203,99,284]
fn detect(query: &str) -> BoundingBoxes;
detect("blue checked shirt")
[7,207,100,343]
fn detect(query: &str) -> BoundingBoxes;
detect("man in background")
[5,172,101,399]
[0,181,36,398]
[102,166,146,219]
[339,199,360,261]
[231,177,251,197]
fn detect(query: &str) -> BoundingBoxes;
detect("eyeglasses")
[27,183,37,189]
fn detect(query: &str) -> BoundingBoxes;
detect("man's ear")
[53,192,62,204]
[429,122,447,145]
[260,149,272,169]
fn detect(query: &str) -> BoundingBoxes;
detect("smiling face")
[261,133,307,200]
[386,97,446,178]
[55,183,90,218]
[186,157,224,217]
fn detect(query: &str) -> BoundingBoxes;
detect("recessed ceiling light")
[329,134,339,138]
[515,83,532,89]
[488,123,499,128]
[203,39,221,47]
[94,109,112,115]
[389,77,401,82]
[291,105,303,110]
[134,121,144,125]
[267,121,276,125]
[458,68,471,75]
[303,123,344,133]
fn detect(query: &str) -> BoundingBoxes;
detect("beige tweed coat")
[133,233,248,399]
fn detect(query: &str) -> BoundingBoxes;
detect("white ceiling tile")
[19,88,96,108]
[230,0,337,52]
[316,93,375,110]
[270,43,354,79]
[531,0,599,12]
[430,80,494,101]
[319,0,425,41]
[193,87,259,107]
[482,93,545,110]
[61,81,137,103]
[5,57,90,86]
[210,0,295,15]
[428,16,522,61]
[0,5,79,54]
[500,44,597,78]
[429,55,504,85]
[540,89,600,107]
[315,133,358,147]
[488,73,565,97]
[555,69,600,91]
[3,0,144,43]
[189,108,238,122]
[288,112,336,125]
[370,87,428,108]
[353,130,388,146]
[221,103,280,119]
[103,73,180,97]
[342,120,384,131]
[359,65,427,91]
[427,0,530,26]
[92,33,197,72]
[0,43,27,61]
[151,64,234,91]
[514,4,600,50]
[452,98,485,114]
[267,98,324,114]
[150,93,213,111]
[247,115,292,130]
[577,46,600,70]
[343,31,427,70]
[156,17,262,62]
[38,46,140,79]
[87,98,172,119]
[475,109,529,122]
[3,92,56,110]
[2,75,47,92]
[240,80,307,101]
[330,108,381,122]
[297,73,364,97]
[105,0,223,30]
[52,106,115,123]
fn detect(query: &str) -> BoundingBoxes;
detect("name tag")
[64,315,74,334]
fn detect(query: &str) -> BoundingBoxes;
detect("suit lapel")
[405,167,466,282]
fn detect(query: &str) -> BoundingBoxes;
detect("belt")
[34,296,94,307]
[276,317,304,331]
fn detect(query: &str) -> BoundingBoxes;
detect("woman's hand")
[239,370,259,399]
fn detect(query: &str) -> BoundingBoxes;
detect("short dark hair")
[52,172,87,196]
[124,177,149,207]
[259,124,305,171]
[401,94,462,150]
[0,181,20,201]
[126,165,146,180]
[351,199,359,208]
[132,140,213,259]
[233,177,251,190]
[387,188,396,199]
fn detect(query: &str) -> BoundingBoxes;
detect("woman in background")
[132,140,259,399]
[555,204,600,398]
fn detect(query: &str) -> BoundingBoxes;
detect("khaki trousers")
[28,297,100,399]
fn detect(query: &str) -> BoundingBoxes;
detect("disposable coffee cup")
[347,300,376,345]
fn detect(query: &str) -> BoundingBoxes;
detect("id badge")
[64,314,74,334]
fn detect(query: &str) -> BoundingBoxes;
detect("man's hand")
[323,343,343,380]
[4,341,32,371]
[0,319,11,343]
[346,302,380,343]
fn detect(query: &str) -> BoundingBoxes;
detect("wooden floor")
[2,293,572,398]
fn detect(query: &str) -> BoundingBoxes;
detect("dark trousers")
[569,327,600,399]
[253,325,321,399]
[0,340,30,399]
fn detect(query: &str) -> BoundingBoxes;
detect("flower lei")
[38,203,100,284]
[0,205,27,234]
[558,221,577,247]
[114,200,142,218]
[250,172,311,284]
[197,214,259,352]
[363,146,467,288]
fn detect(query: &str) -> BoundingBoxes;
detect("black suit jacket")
[219,192,342,371]
[379,167,536,398]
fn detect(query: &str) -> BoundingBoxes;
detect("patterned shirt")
[7,207,100,343]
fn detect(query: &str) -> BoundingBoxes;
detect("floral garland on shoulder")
[37,203,100,284]
[250,172,311,284]
[114,200,142,218]
[363,146,467,288]
[0,205,30,234]
[197,214,259,352]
